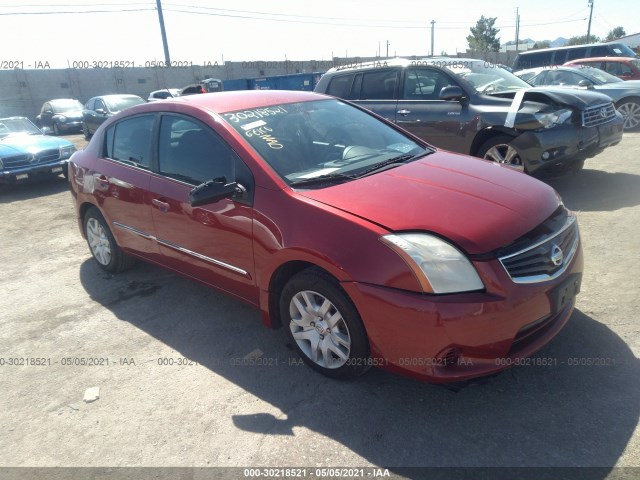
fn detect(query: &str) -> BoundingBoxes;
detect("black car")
[314,58,624,174]
[82,94,146,139]
[36,99,84,135]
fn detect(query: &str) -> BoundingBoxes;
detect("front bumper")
[341,244,583,383]
[58,121,83,132]
[0,159,68,183]
[513,114,624,174]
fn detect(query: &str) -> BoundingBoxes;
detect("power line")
[0,8,155,15]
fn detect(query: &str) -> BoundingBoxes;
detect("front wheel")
[616,99,640,130]
[280,268,371,380]
[84,207,135,273]
[477,135,526,173]
[53,122,61,136]
[82,122,92,140]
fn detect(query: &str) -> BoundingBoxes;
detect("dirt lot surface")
[1,133,639,479]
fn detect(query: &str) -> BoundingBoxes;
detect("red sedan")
[69,90,582,383]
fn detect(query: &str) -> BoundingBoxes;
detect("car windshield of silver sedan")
[450,64,532,94]
[0,117,42,139]
[222,99,431,187]
[577,67,623,84]
[104,96,145,113]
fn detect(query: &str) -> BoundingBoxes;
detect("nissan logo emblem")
[550,244,564,267]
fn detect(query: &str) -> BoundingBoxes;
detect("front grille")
[1,149,60,169]
[582,102,616,127]
[498,213,579,284]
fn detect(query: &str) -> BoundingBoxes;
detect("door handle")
[152,198,170,213]
[96,175,109,186]
[397,109,411,116]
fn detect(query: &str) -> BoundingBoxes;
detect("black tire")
[280,268,371,380]
[83,207,136,273]
[571,159,585,173]
[62,162,69,180]
[477,134,527,173]
[82,122,92,140]
[53,122,61,136]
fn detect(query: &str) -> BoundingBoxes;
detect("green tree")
[605,26,626,41]
[567,34,601,46]
[532,41,551,50]
[467,16,501,52]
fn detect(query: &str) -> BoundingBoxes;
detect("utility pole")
[515,8,520,54]
[586,0,594,43]
[156,0,171,66]
[430,20,435,56]
[386,40,390,58]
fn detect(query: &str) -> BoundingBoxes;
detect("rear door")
[148,114,258,304]
[353,68,400,123]
[95,113,159,258]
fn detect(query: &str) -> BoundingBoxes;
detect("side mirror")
[189,179,239,207]
[578,79,594,89]
[439,85,466,101]
[95,108,106,115]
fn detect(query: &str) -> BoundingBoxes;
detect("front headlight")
[57,115,67,123]
[534,109,573,129]
[380,233,484,294]
[59,145,76,159]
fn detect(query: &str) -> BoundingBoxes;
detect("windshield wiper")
[358,152,428,177]
[289,172,355,188]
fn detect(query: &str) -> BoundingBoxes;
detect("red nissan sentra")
[69,90,582,383]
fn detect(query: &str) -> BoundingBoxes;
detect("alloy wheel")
[86,218,112,266]
[483,143,525,172]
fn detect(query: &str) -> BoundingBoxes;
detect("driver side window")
[402,69,453,100]
[158,115,236,186]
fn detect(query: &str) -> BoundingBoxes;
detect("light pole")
[587,0,594,43]
[156,0,171,66]
[430,20,435,56]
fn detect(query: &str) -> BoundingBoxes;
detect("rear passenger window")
[327,75,355,99]
[360,70,399,100]
[104,114,154,169]
[566,48,587,61]
[590,46,610,57]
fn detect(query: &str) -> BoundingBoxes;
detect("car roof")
[565,57,638,64]
[322,57,486,74]
[96,94,144,100]
[147,90,333,114]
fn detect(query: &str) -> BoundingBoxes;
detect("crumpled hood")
[0,134,72,157]
[299,151,561,254]
[497,86,615,109]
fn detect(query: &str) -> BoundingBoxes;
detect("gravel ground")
[0,133,638,479]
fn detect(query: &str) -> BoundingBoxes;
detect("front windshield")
[0,117,41,138]
[578,67,623,84]
[447,62,531,93]
[105,96,145,112]
[222,99,429,186]
[51,100,83,113]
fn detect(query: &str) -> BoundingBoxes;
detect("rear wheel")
[84,207,135,273]
[280,268,371,380]
[477,135,526,173]
[616,99,640,130]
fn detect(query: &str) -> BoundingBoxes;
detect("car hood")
[0,134,73,156]
[298,151,560,255]
[495,86,615,109]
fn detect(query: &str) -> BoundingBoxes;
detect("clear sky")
[0,0,638,68]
